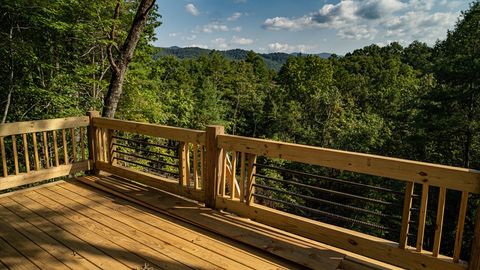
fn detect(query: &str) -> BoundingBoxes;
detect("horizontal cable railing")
[2,113,479,270]
[91,117,206,201]
[216,133,480,270]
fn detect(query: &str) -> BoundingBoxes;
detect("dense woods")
[0,0,479,261]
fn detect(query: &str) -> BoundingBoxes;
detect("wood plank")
[61,181,297,270]
[46,185,242,270]
[179,142,187,186]
[12,135,19,175]
[469,205,480,270]
[0,214,69,269]
[0,234,40,270]
[1,137,7,177]
[86,111,100,164]
[0,202,100,270]
[216,197,466,270]
[0,194,121,269]
[0,160,91,190]
[96,161,204,201]
[92,117,206,145]
[240,152,246,203]
[0,116,89,137]
[218,134,480,193]
[62,129,69,164]
[70,128,77,162]
[22,134,30,173]
[52,130,59,166]
[200,145,204,189]
[433,187,447,257]
[205,125,224,208]
[32,132,40,170]
[3,195,132,270]
[42,131,50,169]
[28,188,195,270]
[454,191,469,262]
[80,127,86,160]
[231,151,237,199]
[399,182,414,249]
[417,184,429,252]
[246,154,257,205]
[76,175,335,270]
[220,151,227,196]
[193,143,198,189]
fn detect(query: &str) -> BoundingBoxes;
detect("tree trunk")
[2,27,14,124]
[102,0,156,118]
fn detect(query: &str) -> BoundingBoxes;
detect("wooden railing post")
[86,111,100,173]
[205,125,224,208]
[469,205,480,270]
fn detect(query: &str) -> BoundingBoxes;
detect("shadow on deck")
[0,174,398,270]
[0,175,345,270]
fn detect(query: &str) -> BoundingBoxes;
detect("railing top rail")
[92,117,206,145]
[218,134,480,193]
[0,116,89,137]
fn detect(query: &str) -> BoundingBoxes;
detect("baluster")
[22,134,30,173]
[32,132,40,170]
[239,152,246,203]
[178,142,188,186]
[70,128,77,162]
[416,183,429,252]
[220,151,227,196]
[453,191,469,262]
[52,130,59,167]
[230,151,237,199]
[193,143,199,189]
[42,131,50,169]
[246,153,257,205]
[433,187,447,257]
[399,182,415,248]
[62,129,69,164]
[200,145,204,189]
[11,135,19,175]
[80,127,85,160]
[1,137,7,177]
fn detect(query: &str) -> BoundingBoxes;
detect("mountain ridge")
[153,46,334,70]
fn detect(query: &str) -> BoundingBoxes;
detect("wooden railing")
[1,113,479,270]
[0,116,92,191]
[91,116,206,201]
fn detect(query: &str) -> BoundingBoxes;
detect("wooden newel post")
[469,205,480,270]
[205,125,224,208]
[86,111,100,173]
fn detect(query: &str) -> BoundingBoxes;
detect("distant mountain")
[153,47,334,71]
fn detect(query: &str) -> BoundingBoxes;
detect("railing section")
[215,134,480,270]
[0,116,92,190]
[91,117,206,201]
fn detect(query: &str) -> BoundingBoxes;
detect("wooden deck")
[0,179,310,270]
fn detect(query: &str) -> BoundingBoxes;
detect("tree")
[102,0,158,118]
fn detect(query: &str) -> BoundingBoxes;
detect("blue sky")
[153,0,470,55]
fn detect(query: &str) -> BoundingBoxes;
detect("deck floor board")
[0,179,307,270]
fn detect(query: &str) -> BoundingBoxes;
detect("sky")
[153,0,470,55]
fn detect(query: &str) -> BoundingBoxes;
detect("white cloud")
[268,42,315,53]
[189,44,208,49]
[262,0,459,44]
[231,36,254,45]
[211,38,229,49]
[231,26,242,32]
[228,12,243,21]
[233,0,247,3]
[194,22,229,33]
[185,3,200,16]
[168,32,179,37]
